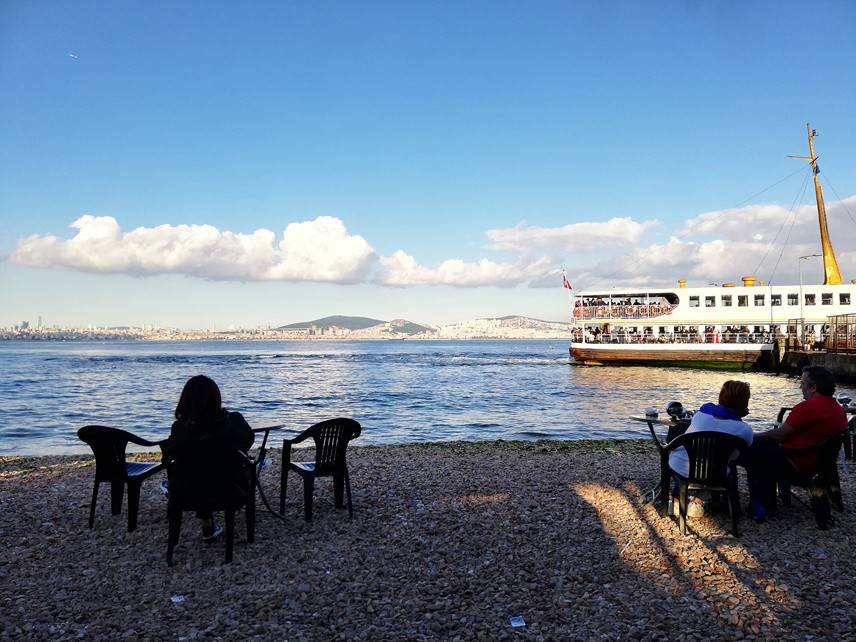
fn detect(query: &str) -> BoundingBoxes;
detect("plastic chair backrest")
[168,440,251,511]
[784,431,845,481]
[669,431,745,486]
[310,418,362,476]
[77,426,134,482]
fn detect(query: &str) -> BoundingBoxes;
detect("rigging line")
[822,176,856,226]
[762,170,812,284]
[576,164,811,292]
[755,168,812,282]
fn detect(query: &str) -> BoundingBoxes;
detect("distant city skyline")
[2,2,856,328]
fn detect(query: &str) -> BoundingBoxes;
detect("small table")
[630,414,690,507]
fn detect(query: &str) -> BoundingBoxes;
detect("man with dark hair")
[743,365,846,522]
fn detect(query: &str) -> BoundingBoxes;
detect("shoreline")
[2,439,853,640]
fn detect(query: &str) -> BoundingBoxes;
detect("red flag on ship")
[562,273,572,290]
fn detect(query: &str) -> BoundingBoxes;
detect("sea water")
[0,339,824,456]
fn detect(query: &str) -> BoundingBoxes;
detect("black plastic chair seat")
[280,418,361,522]
[77,425,166,532]
[126,461,161,477]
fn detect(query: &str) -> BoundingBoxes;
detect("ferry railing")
[582,331,770,345]
[826,314,856,355]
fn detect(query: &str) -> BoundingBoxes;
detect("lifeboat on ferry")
[625,306,634,317]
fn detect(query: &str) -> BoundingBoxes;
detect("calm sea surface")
[0,339,830,456]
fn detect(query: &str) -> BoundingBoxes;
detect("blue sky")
[2,1,856,328]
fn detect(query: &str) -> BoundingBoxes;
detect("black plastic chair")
[279,418,361,522]
[165,440,257,565]
[776,431,845,530]
[659,431,746,536]
[77,425,166,532]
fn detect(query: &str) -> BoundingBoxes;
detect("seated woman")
[668,380,754,479]
[166,375,254,541]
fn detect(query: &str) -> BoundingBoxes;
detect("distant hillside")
[278,315,386,331]
[492,315,570,325]
[388,320,435,335]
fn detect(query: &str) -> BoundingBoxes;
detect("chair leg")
[126,480,142,532]
[828,464,843,512]
[678,483,688,536]
[808,483,831,530]
[279,468,288,515]
[110,481,124,515]
[88,481,99,529]
[659,471,671,518]
[224,510,235,564]
[334,474,345,509]
[166,508,181,566]
[778,482,792,508]
[246,487,256,544]
[727,473,740,537]
[345,472,353,519]
[302,474,315,523]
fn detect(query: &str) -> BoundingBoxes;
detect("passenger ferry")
[569,124,856,369]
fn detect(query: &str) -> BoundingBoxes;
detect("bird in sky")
[68,53,78,59]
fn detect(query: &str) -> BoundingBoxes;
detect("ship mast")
[788,123,842,285]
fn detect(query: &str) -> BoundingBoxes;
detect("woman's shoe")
[202,523,223,542]
[750,501,767,524]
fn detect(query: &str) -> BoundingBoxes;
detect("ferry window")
[689,296,699,308]
[841,293,851,305]
[771,295,782,306]
[822,293,833,305]
[754,294,765,306]
[705,296,716,307]
[721,295,732,307]
[738,295,748,307]
[787,293,798,305]
[805,294,816,306]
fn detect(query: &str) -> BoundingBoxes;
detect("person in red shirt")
[743,366,846,522]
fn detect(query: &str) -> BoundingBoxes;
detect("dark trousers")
[738,443,794,510]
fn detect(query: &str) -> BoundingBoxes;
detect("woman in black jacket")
[166,375,254,541]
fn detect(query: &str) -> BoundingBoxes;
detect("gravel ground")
[1,440,853,641]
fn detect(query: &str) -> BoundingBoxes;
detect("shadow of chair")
[77,425,166,532]
[165,440,257,565]
[659,431,746,536]
[279,418,361,522]
[775,431,845,530]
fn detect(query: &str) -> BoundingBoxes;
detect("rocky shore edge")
[1,439,853,641]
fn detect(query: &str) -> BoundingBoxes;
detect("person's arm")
[753,422,798,444]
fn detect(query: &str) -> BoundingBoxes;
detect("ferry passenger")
[741,366,847,523]
[165,375,254,542]
[668,380,753,479]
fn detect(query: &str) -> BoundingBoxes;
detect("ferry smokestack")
[742,276,757,287]
[678,279,686,288]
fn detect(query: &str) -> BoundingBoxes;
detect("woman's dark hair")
[802,365,836,396]
[175,375,222,421]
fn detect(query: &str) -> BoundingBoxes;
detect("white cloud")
[569,197,856,290]
[10,215,563,287]
[11,215,378,283]
[485,217,659,252]
[376,250,556,287]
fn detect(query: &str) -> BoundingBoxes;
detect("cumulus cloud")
[571,196,856,290]
[485,217,658,252]
[11,215,378,283]
[376,251,556,287]
[10,215,563,287]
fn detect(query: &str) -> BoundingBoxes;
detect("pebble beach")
[1,440,854,641]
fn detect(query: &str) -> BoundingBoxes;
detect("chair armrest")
[126,433,169,448]
[283,426,314,447]
[776,407,793,425]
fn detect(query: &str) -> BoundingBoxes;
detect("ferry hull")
[569,343,770,370]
